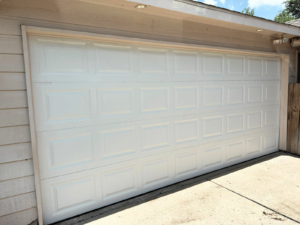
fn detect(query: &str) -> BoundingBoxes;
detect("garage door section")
[28,35,281,224]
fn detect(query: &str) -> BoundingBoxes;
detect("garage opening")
[26,30,281,224]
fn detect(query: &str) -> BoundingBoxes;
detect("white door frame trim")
[21,25,289,225]
[21,25,44,225]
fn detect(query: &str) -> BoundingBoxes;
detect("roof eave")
[126,0,300,36]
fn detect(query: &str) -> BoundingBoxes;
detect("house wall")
[0,1,298,223]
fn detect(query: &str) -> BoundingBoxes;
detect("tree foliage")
[285,0,300,18]
[274,9,295,23]
[242,7,255,16]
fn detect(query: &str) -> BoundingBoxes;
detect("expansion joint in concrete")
[209,180,300,224]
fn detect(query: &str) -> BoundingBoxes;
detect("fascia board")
[126,0,300,36]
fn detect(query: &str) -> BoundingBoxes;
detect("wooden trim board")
[287,83,294,152]
[21,25,289,224]
[296,50,299,83]
[279,55,290,151]
[21,25,43,225]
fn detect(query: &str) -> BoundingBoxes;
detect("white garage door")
[28,34,281,224]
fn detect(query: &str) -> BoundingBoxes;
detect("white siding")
[0,208,38,225]
[0,55,24,72]
[0,176,35,199]
[0,91,28,109]
[0,126,31,146]
[0,109,29,127]
[0,35,23,54]
[0,16,36,224]
[0,192,37,217]
[0,143,32,164]
[0,73,26,91]
[0,160,34,181]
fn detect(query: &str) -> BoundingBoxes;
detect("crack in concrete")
[209,180,300,224]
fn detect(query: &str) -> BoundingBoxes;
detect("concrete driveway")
[53,152,300,225]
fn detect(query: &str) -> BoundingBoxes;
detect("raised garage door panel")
[32,81,280,132]
[28,35,281,224]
